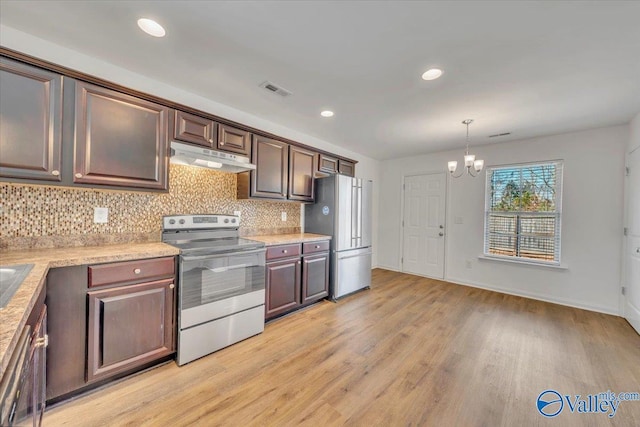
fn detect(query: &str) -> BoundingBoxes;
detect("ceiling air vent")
[488,132,511,138]
[260,81,292,97]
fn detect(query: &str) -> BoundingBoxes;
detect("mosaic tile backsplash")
[0,165,301,249]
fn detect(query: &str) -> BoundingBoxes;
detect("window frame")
[483,160,564,266]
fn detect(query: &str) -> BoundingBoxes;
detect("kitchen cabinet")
[74,81,169,190]
[173,111,251,156]
[318,153,339,175]
[238,135,288,200]
[173,110,217,147]
[301,241,330,304]
[265,240,329,320]
[0,287,47,426]
[45,257,176,403]
[338,159,355,177]
[218,123,251,156]
[265,243,301,319]
[288,146,317,202]
[238,136,316,202]
[0,57,63,181]
[87,278,175,383]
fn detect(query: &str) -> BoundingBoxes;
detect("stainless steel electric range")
[162,214,266,366]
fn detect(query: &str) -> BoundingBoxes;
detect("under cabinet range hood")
[170,141,256,173]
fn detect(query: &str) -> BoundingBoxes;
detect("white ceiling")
[1,1,639,160]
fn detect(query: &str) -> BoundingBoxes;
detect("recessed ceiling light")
[320,110,334,118]
[422,68,443,81]
[137,18,166,38]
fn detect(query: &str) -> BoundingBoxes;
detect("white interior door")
[402,173,446,279]
[624,148,640,335]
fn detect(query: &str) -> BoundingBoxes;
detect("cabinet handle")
[315,245,320,249]
[220,142,225,145]
[51,170,60,176]
[35,335,48,348]
[134,268,141,274]
[636,248,640,254]
[169,284,175,289]
[75,173,83,178]
[209,138,214,143]
[282,249,287,253]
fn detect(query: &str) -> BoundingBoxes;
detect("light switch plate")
[281,211,287,222]
[94,207,108,224]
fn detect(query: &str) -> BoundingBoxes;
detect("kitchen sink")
[0,264,34,310]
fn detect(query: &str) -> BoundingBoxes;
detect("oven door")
[179,248,265,329]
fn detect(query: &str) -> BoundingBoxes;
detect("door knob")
[439,232,444,237]
[439,225,444,229]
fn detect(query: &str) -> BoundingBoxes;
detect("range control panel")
[162,214,239,230]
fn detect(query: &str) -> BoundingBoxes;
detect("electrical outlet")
[281,211,287,222]
[465,259,472,269]
[94,207,108,224]
[234,210,241,218]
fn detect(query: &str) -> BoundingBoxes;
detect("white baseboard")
[625,300,640,335]
[443,276,621,316]
[374,264,400,272]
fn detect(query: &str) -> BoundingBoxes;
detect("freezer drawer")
[334,247,372,299]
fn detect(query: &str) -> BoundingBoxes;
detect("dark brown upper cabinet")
[318,153,338,175]
[0,57,63,181]
[338,159,355,177]
[288,146,316,202]
[173,110,216,147]
[217,123,251,156]
[74,81,169,190]
[238,135,288,200]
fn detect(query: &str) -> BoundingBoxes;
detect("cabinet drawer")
[266,244,301,261]
[303,240,330,254]
[89,257,175,288]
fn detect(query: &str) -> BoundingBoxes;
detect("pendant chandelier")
[448,119,484,178]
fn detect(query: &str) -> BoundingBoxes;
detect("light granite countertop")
[0,242,179,378]
[246,233,331,246]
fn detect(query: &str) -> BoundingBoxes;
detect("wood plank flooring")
[44,269,640,426]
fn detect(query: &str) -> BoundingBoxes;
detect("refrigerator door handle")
[351,181,358,248]
[357,181,363,246]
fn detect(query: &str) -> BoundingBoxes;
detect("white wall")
[0,25,381,266]
[630,113,640,153]
[379,125,628,314]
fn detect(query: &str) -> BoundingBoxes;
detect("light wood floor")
[45,269,640,427]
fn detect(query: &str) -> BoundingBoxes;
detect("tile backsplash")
[0,165,301,249]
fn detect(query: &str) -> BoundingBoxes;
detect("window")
[484,161,563,264]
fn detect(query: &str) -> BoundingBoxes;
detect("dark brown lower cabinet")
[265,258,300,319]
[265,241,330,320]
[86,278,175,383]
[301,253,329,304]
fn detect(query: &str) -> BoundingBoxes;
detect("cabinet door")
[33,305,47,426]
[251,135,288,199]
[318,153,338,174]
[173,110,216,147]
[218,123,251,156]
[302,253,329,304]
[0,58,62,181]
[87,278,175,383]
[338,159,355,177]
[265,258,300,319]
[288,146,317,202]
[74,81,169,190]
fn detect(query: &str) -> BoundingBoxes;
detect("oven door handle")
[181,247,266,261]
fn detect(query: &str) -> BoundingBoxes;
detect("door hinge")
[621,286,626,296]
[624,227,628,236]
[626,167,630,177]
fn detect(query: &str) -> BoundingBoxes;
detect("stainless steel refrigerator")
[305,174,372,300]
